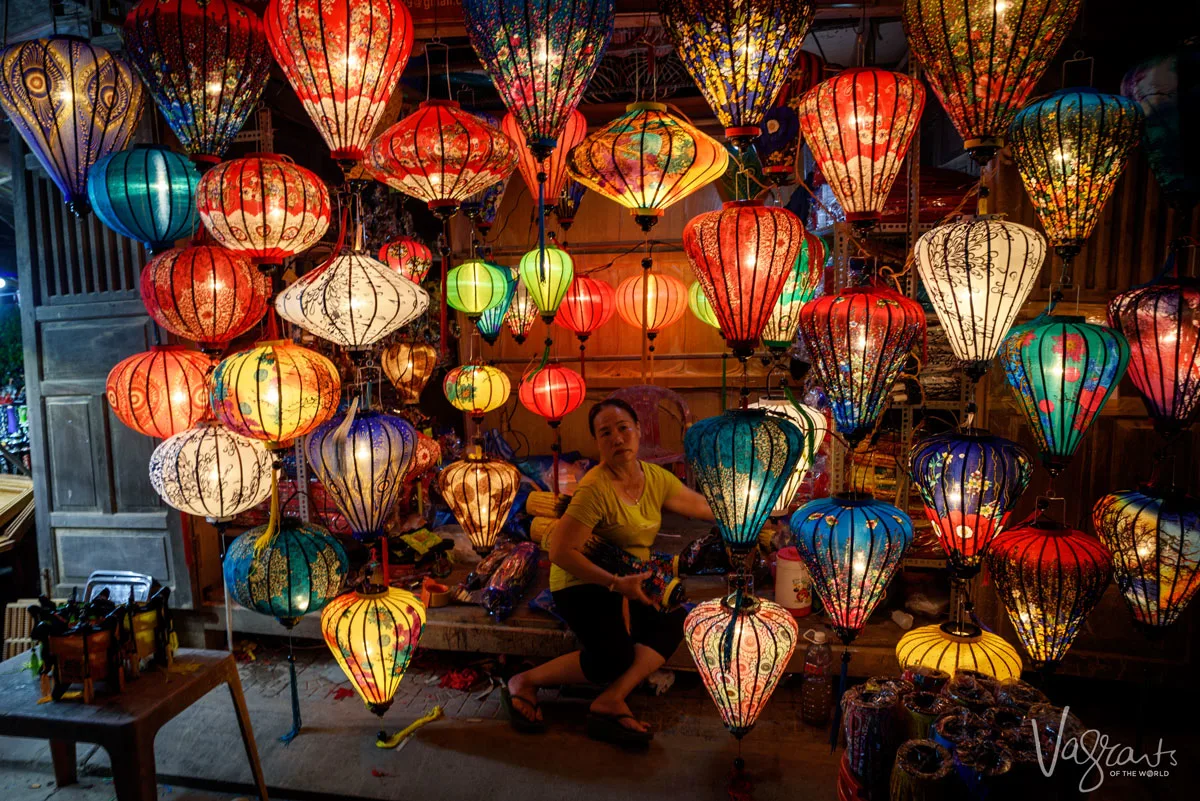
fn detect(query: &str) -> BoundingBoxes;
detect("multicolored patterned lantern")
[555,275,616,345]
[555,181,587,230]
[614,273,689,342]
[1123,42,1200,211]
[517,245,574,323]
[461,175,511,234]
[1093,487,1200,629]
[791,494,913,644]
[477,269,518,346]
[761,229,826,352]
[797,285,926,446]
[445,260,510,320]
[683,200,805,359]
[1000,315,1130,476]
[1008,89,1143,260]
[443,365,512,422]
[0,38,144,214]
[507,275,540,344]
[797,68,925,227]
[688,281,721,329]
[123,0,272,166]
[106,346,212,439]
[379,236,432,283]
[896,622,1022,681]
[757,50,825,184]
[149,420,274,518]
[503,110,587,208]
[381,341,437,405]
[903,0,1083,164]
[265,0,413,165]
[439,451,522,555]
[519,364,586,426]
[748,399,827,518]
[87,145,199,252]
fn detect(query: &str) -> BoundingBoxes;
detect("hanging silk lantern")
[715,143,766,204]
[660,0,816,149]
[477,269,518,346]
[567,102,728,231]
[87,145,199,252]
[461,175,510,234]
[276,253,430,349]
[149,420,273,518]
[519,364,586,426]
[265,0,413,165]
[379,236,433,283]
[517,245,575,323]
[791,494,913,644]
[0,38,144,214]
[757,50,826,184]
[507,276,540,344]
[1008,89,1143,261]
[106,346,212,439]
[224,518,348,628]
[445,260,510,320]
[381,341,437,405]
[797,68,925,227]
[197,154,331,265]
[761,229,826,352]
[915,217,1047,381]
[988,514,1111,668]
[896,622,1022,681]
[368,101,518,218]
[685,591,798,738]
[211,341,341,449]
[797,285,926,446]
[688,281,721,329]
[140,244,271,356]
[503,110,588,208]
[1123,41,1200,212]
[903,0,1083,164]
[683,200,805,360]
[444,365,511,422]
[123,0,272,166]
[321,586,426,716]
[439,451,522,555]
[747,399,827,518]
[1000,316,1130,476]
[615,273,688,340]
[1093,487,1200,629]
[909,429,1033,577]
[555,275,616,344]
[685,408,805,554]
[555,181,587,230]
[405,431,441,484]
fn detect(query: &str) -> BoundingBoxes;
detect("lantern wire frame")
[445,259,510,320]
[518,245,575,323]
[438,450,522,555]
[443,364,512,423]
[149,420,274,520]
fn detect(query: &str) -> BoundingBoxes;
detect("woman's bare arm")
[548,514,651,603]
[663,485,716,521]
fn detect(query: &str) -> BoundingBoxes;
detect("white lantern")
[749,398,828,517]
[149,421,273,519]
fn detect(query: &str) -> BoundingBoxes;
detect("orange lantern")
[615,272,688,344]
[502,109,587,212]
[381,341,438,406]
[378,236,433,283]
[106,346,212,439]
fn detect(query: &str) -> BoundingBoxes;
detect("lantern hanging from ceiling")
[1000,315,1130,476]
[915,216,1047,382]
[444,365,512,422]
[688,281,721,329]
[517,245,575,323]
[1123,42,1200,212]
[507,275,540,344]
[1008,89,1143,261]
[659,0,817,149]
[519,364,586,427]
[1093,487,1200,630]
[715,143,766,204]
[503,110,588,208]
[381,341,437,405]
[461,175,511,234]
[87,145,199,252]
[683,200,805,360]
[757,50,826,184]
[614,273,689,343]
[439,451,522,555]
[747,399,827,518]
[555,181,587,230]
[378,236,433,283]
[685,591,798,739]
[987,513,1111,669]
[0,38,144,214]
[761,229,826,352]
[556,275,616,344]
[322,586,426,716]
[909,429,1034,578]
[265,0,414,165]
[566,102,728,231]
[149,420,274,518]
[791,494,913,644]
[477,270,518,346]
[122,0,272,166]
[797,284,927,446]
[197,154,331,265]
[445,260,511,320]
[895,622,1022,681]
[903,0,1083,165]
[106,346,212,439]
[797,67,925,227]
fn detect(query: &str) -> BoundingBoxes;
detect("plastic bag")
[482,542,539,620]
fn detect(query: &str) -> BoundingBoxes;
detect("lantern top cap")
[937,620,983,642]
[830,491,883,506]
[625,101,668,113]
[1015,514,1078,534]
[420,99,462,110]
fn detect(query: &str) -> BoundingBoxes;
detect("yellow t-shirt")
[549,461,683,592]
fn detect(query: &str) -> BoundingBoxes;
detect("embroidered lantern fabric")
[477,269,518,345]
[439,453,522,555]
[149,421,273,518]
[378,236,433,283]
[519,364,586,425]
[87,145,199,252]
[615,273,688,337]
[507,275,540,343]
[688,281,721,329]
[444,365,512,421]
[556,275,616,342]
[761,229,826,351]
[747,399,827,517]
[757,50,825,183]
[1123,42,1200,211]
[517,245,575,322]
[381,341,437,405]
[445,260,510,319]
[502,110,587,206]
[895,622,1022,681]
[106,346,212,439]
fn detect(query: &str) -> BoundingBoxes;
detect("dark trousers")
[552,584,686,685]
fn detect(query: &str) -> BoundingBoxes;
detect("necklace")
[606,463,644,504]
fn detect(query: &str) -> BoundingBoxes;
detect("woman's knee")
[580,639,636,684]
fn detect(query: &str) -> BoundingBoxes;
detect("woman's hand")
[612,572,653,606]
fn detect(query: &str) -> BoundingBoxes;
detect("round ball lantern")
[519,364,586,427]
[761,229,826,352]
[518,245,575,323]
[443,365,511,422]
[688,281,721,329]
[446,260,510,320]
[439,452,522,555]
[149,420,274,519]
[106,346,212,439]
[748,399,827,518]
[503,110,588,208]
[507,276,540,343]
[381,341,437,405]
[556,275,616,341]
[477,269,518,346]
[615,273,688,341]
[379,236,433,283]
[896,622,1022,681]
[87,145,199,252]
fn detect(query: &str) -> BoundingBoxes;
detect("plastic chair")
[605,385,692,472]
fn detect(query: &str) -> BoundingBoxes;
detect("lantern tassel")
[375,705,445,749]
[329,396,361,477]
[829,648,851,751]
[280,636,303,745]
[252,466,281,555]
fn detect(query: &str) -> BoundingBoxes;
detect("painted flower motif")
[1054,333,1086,359]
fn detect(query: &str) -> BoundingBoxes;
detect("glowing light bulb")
[264,387,280,404]
[207,81,222,95]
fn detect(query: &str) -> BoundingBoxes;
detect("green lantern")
[518,245,574,323]
[446,259,509,319]
[688,281,720,329]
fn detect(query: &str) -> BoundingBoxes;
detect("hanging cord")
[640,247,652,383]
[438,217,451,359]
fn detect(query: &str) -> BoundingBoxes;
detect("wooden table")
[0,648,269,801]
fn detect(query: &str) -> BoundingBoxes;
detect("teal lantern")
[87,144,200,252]
[478,268,518,346]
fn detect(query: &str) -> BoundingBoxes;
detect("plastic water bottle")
[800,629,833,727]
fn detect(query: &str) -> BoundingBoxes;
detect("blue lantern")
[477,267,518,346]
[554,180,587,230]
[87,145,200,252]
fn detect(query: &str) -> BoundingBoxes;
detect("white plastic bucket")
[775,546,812,617]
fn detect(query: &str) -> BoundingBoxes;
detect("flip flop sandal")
[501,685,546,734]
[586,712,653,747]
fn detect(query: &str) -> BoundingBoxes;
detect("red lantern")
[106,346,212,438]
[140,244,271,355]
[519,364,586,427]
[502,109,587,211]
[555,275,616,342]
[682,200,805,359]
[378,236,433,283]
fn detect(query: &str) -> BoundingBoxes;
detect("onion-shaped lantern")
[503,110,588,208]
[0,38,144,214]
[1093,487,1200,629]
[915,216,1047,381]
[1000,315,1130,476]
[381,341,437,405]
[446,260,510,320]
[988,513,1111,668]
[224,518,348,628]
[149,420,274,518]
[684,591,798,739]
[797,68,925,227]
[444,365,512,422]
[615,273,688,344]
[321,586,426,716]
[123,0,272,166]
[757,50,826,184]
[140,244,271,356]
[266,0,413,166]
[1008,89,1143,261]
[896,622,1022,681]
[555,181,587,230]
[507,276,540,344]
[197,154,331,265]
[211,341,342,449]
[378,236,433,283]
[791,494,913,644]
[1123,42,1200,212]
[688,281,721,329]
[517,245,575,323]
[683,200,805,359]
[519,364,586,427]
[685,408,805,554]
[438,451,522,555]
[903,0,1083,165]
[87,145,199,252]
[748,399,827,518]
[761,229,826,352]
[797,284,927,446]
[477,269,518,346]
[566,102,728,231]
[106,346,212,439]
[908,429,1033,578]
[555,275,616,344]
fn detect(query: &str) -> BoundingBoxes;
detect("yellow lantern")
[443,365,511,422]
[439,450,522,555]
[895,622,1022,681]
[381,341,438,405]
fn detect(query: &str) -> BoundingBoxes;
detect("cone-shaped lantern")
[896,622,1022,681]
[149,421,274,519]
[444,365,512,422]
[748,399,827,518]
[519,364,586,427]
[88,145,199,252]
[503,110,588,207]
[379,236,433,283]
[478,269,518,346]
[555,181,587,230]
[381,341,437,405]
[107,346,213,439]
[507,275,541,344]
[439,451,522,555]
[761,229,825,352]
[517,245,575,323]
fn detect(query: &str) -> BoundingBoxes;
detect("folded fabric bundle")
[889,739,954,801]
